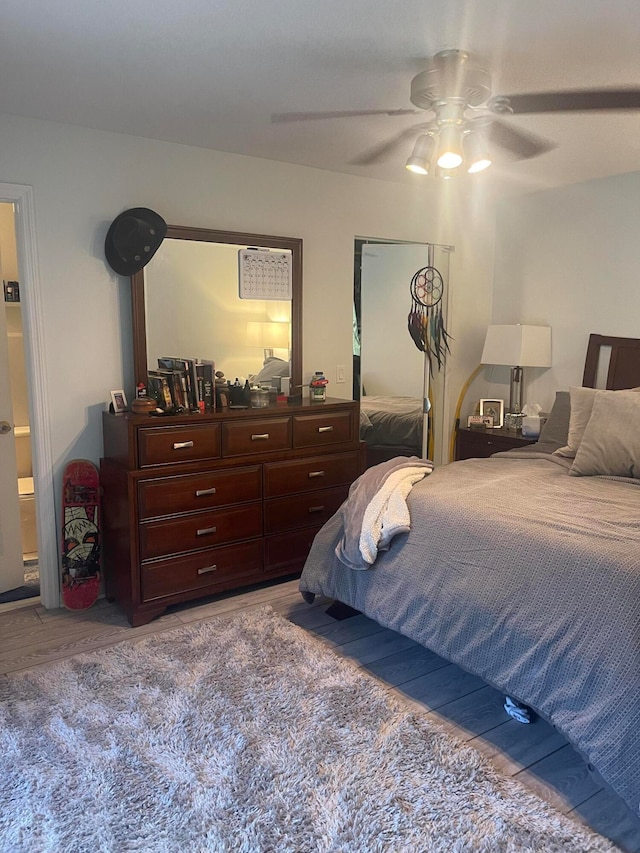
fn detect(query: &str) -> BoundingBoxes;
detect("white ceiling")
[2,0,640,196]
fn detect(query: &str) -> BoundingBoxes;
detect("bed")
[360,395,424,467]
[300,334,640,818]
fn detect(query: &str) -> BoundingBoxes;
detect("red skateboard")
[61,459,101,610]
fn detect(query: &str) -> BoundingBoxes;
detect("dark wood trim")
[131,269,146,389]
[582,333,640,389]
[130,225,303,394]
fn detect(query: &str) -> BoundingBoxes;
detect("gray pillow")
[537,390,570,451]
[570,389,640,478]
[554,385,640,459]
[553,386,599,459]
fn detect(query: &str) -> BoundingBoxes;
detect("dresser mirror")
[131,225,302,398]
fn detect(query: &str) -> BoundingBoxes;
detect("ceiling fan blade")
[488,119,556,160]
[271,108,422,123]
[492,88,640,115]
[348,126,428,166]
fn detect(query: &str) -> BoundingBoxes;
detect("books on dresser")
[150,357,216,412]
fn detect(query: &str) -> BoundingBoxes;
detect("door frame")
[1,183,58,609]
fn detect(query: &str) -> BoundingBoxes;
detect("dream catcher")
[407,244,451,374]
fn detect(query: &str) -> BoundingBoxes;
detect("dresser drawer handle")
[308,505,325,513]
[251,433,270,441]
[317,426,333,433]
[197,564,218,575]
[173,440,194,450]
[195,487,217,497]
[308,470,325,478]
[196,526,217,537]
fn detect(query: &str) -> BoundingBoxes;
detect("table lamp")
[246,321,290,361]
[481,324,552,416]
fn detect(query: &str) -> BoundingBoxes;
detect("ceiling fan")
[271,49,640,175]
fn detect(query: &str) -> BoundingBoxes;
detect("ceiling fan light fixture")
[436,125,463,169]
[464,132,492,173]
[405,134,434,175]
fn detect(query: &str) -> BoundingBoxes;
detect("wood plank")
[0,604,42,639]
[171,577,302,624]
[333,628,419,666]
[0,606,134,656]
[279,601,339,631]
[364,643,449,686]
[468,715,569,776]
[393,662,487,710]
[571,789,640,853]
[514,744,603,814]
[311,613,387,645]
[1,613,183,674]
[421,684,511,739]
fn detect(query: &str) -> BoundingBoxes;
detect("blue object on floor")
[504,696,535,724]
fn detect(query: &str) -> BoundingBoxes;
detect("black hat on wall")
[104,207,167,276]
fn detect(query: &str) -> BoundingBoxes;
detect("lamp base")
[509,366,523,416]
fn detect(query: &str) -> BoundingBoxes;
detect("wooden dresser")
[101,398,362,626]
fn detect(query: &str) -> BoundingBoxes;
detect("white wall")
[482,171,640,415]
[0,114,497,539]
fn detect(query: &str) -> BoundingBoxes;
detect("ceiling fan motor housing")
[410,49,492,110]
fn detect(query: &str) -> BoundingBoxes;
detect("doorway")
[0,183,57,611]
[0,203,39,602]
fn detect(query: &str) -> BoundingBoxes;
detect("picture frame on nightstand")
[479,399,504,429]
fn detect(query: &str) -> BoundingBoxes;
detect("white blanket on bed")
[359,465,432,565]
[334,457,433,571]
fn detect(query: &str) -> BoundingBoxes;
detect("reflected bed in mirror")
[131,226,302,396]
[360,395,423,468]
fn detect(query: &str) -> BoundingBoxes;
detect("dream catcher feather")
[407,245,451,374]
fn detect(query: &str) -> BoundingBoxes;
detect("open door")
[0,292,24,593]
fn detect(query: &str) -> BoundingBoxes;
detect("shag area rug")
[0,606,616,852]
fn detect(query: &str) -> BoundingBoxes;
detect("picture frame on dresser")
[479,398,504,429]
[110,390,128,413]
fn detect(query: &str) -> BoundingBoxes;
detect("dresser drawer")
[141,540,263,601]
[264,527,322,574]
[138,466,261,520]
[264,485,348,534]
[263,451,360,498]
[138,423,221,467]
[139,503,262,561]
[222,417,292,456]
[293,410,354,449]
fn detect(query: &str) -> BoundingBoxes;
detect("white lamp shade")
[481,324,551,367]
[246,321,290,349]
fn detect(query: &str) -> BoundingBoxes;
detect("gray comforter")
[299,451,640,817]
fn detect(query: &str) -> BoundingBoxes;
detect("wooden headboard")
[582,334,640,390]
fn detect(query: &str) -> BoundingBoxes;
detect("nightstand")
[455,426,537,461]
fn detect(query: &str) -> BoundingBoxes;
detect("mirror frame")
[131,225,303,398]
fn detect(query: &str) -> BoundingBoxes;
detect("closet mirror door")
[131,226,302,396]
[355,241,451,466]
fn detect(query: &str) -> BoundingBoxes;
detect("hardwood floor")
[1,577,639,852]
